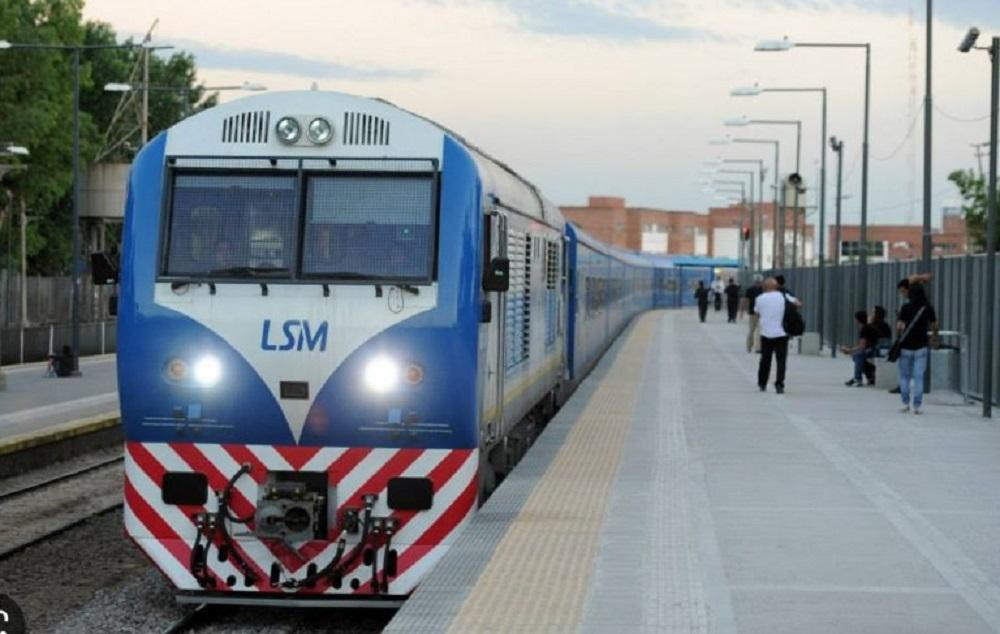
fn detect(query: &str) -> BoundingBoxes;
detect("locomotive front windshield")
[162,170,437,282]
[165,173,298,277]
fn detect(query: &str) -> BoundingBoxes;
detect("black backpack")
[782,292,805,337]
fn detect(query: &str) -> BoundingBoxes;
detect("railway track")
[161,603,212,634]
[0,454,124,503]
[0,453,125,561]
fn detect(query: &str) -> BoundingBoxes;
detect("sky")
[82,0,1000,230]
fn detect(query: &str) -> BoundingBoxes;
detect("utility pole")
[141,44,150,145]
[921,0,933,276]
[973,142,989,177]
[20,198,27,325]
[985,36,998,417]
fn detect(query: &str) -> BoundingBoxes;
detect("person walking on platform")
[741,274,764,352]
[724,278,741,323]
[890,273,932,394]
[754,277,801,394]
[694,280,710,323]
[895,283,939,414]
[711,275,724,312]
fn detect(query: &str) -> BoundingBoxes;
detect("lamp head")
[958,27,980,53]
[709,137,732,146]
[829,136,842,151]
[731,85,762,97]
[754,37,793,52]
[242,82,267,91]
[0,40,11,50]
[725,116,750,127]
[104,82,133,92]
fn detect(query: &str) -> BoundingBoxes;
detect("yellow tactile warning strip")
[448,313,655,633]
[0,411,120,456]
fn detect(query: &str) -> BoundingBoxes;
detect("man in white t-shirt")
[753,277,802,394]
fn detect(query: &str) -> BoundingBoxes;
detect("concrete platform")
[387,309,1000,633]
[0,356,119,450]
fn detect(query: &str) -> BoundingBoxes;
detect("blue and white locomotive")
[114,90,708,606]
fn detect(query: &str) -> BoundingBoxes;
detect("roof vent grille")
[343,112,390,146]
[221,111,271,144]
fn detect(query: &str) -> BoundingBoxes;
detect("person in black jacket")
[896,283,940,414]
[841,311,880,386]
[694,281,710,323]
[724,278,741,323]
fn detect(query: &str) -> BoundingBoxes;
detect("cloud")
[761,0,1000,28]
[473,0,711,41]
[163,38,430,82]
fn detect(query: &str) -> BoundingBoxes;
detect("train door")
[479,206,507,451]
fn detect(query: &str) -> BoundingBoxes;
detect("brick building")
[830,207,968,262]
[560,196,814,269]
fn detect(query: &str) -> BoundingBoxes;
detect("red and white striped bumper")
[124,441,478,597]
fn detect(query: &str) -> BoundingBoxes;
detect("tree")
[0,0,216,276]
[948,168,999,253]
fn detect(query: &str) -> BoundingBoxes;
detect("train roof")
[163,90,560,226]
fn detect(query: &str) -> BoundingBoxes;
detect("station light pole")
[958,27,998,417]
[756,36,871,311]
[722,159,766,275]
[732,84,827,346]
[104,80,266,127]
[0,39,168,375]
[718,169,756,280]
[726,117,802,269]
[830,136,845,358]
[732,139,780,269]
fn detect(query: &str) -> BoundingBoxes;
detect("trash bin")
[930,347,960,392]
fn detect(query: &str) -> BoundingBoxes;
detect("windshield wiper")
[207,266,289,278]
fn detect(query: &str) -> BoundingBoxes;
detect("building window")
[840,241,885,258]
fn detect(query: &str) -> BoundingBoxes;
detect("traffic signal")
[742,226,751,241]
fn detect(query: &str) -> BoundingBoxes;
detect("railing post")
[101,320,106,355]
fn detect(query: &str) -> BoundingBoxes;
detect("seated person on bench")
[842,310,881,386]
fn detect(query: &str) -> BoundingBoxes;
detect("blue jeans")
[898,347,929,408]
[852,348,875,381]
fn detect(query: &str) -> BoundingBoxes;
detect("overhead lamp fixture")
[958,27,981,53]
[754,37,794,52]
[724,116,750,127]
[731,85,763,96]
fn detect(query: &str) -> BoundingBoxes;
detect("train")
[107,90,712,606]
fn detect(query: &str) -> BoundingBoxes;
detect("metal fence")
[776,253,999,405]
[0,270,115,327]
[0,269,118,365]
[0,320,117,365]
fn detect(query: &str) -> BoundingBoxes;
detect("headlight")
[307,117,333,144]
[364,357,399,393]
[193,355,222,387]
[275,116,301,144]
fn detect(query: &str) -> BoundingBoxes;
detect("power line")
[934,104,990,122]
[871,101,924,162]
[867,190,949,214]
